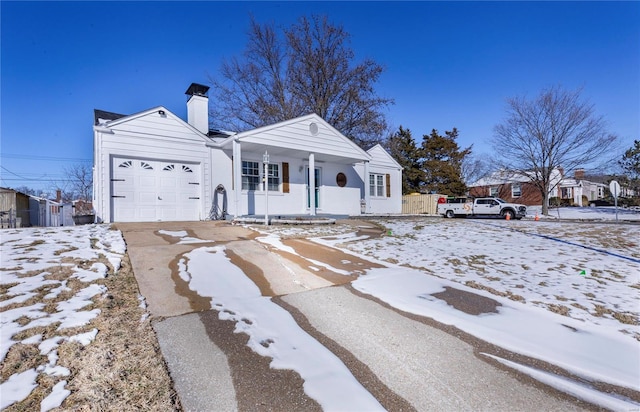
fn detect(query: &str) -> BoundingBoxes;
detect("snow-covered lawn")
[0,225,125,411]
[529,205,640,222]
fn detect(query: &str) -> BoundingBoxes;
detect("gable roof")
[470,168,564,188]
[367,144,402,169]
[218,113,371,163]
[94,109,127,125]
[93,105,215,143]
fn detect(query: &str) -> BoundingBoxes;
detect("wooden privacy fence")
[401,193,443,215]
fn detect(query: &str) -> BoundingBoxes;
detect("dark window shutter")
[282,162,289,193]
[386,174,391,197]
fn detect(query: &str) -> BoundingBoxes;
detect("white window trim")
[369,173,385,197]
[242,160,260,191]
[511,183,522,198]
[242,160,282,193]
[266,163,281,192]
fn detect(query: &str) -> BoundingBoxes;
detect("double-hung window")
[242,161,260,191]
[369,174,384,197]
[489,186,499,197]
[511,183,522,198]
[242,160,281,191]
[267,164,280,191]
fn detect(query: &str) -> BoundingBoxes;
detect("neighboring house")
[468,169,563,206]
[93,83,402,223]
[558,169,607,206]
[29,196,74,227]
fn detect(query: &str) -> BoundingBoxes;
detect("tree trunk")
[542,191,550,215]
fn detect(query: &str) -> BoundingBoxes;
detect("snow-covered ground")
[528,205,640,221]
[251,215,640,409]
[0,225,125,411]
[1,209,638,410]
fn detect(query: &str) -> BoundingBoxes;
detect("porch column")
[363,160,370,214]
[309,153,316,216]
[233,139,242,218]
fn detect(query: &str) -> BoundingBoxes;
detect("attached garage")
[110,157,202,222]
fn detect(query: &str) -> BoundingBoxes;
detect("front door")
[306,167,321,209]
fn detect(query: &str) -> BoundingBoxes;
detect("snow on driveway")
[0,225,125,411]
[173,241,384,411]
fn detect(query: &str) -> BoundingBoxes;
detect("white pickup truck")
[437,197,527,220]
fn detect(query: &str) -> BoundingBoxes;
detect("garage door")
[111,157,201,222]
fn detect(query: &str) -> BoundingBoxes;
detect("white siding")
[355,144,402,214]
[235,115,370,163]
[94,110,211,223]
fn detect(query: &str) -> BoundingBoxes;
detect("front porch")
[231,213,349,225]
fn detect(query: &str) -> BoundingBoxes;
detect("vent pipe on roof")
[186,83,210,134]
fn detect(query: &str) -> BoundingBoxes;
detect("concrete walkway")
[118,221,588,411]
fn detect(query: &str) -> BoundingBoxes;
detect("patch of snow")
[157,229,210,244]
[72,262,108,282]
[44,280,70,300]
[41,365,71,377]
[21,334,43,345]
[0,368,38,409]
[40,380,70,412]
[69,328,99,346]
[256,233,297,254]
[484,353,640,411]
[158,229,188,237]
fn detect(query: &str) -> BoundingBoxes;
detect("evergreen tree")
[421,128,471,196]
[385,126,424,194]
[619,140,640,195]
[620,140,640,179]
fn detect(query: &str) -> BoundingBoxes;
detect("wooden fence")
[401,194,443,215]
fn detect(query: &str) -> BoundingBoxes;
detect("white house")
[93,83,402,223]
[558,169,607,206]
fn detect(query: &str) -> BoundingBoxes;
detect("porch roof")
[214,114,371,165]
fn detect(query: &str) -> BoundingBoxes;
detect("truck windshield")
[495,198,506,203]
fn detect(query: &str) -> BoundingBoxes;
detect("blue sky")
[2,1,639,193]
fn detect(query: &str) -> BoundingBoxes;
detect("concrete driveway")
[117,220,589,411]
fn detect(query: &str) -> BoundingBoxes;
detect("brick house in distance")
[468,169,563,206]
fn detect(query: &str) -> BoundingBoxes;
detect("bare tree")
[62,163,93,214]
[493,86,617,214]
[461,153,493,187]
[209,15,393,148]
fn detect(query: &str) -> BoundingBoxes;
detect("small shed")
[0,187,31,228]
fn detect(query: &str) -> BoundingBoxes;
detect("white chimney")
[185,83,210,134]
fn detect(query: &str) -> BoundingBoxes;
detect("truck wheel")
[503,210,514,220]
[445,210,455,218]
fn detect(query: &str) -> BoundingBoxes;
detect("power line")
[0,153,92,162]
[0,166,36,180]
